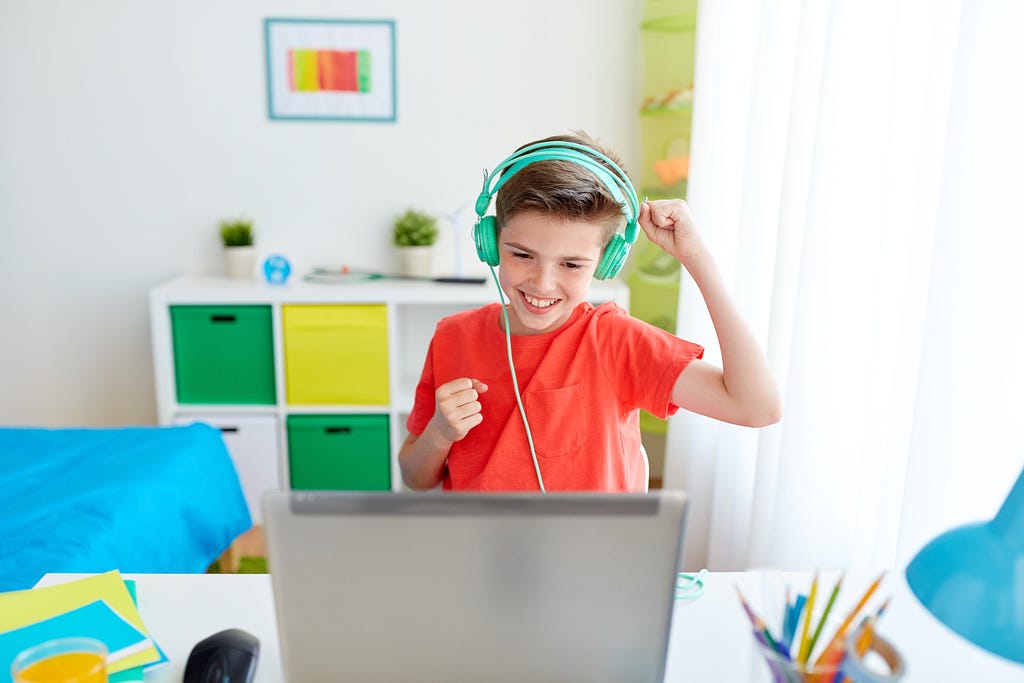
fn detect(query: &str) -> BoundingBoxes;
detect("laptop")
[262,490,688,683]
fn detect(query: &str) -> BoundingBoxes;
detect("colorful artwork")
[288,50,371,92]
[265,19,396,121]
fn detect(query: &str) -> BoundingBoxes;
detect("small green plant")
[392,209,439,247]
[219,218,254,247]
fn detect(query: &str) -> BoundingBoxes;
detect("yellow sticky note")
[0,571,160,673]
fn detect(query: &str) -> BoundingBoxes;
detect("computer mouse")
[183,628,260,683]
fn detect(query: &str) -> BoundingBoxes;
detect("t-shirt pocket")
[523,385,590,459]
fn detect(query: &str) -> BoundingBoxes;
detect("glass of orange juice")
[11,637,107,683]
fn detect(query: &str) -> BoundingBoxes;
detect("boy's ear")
[594,233,630,280]
[473,216,501,266]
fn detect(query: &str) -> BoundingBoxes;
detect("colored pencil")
[812,571,886,668]
[838,599,891,683]
[811,640,846,683]
[783,585,792,635]
[806,573,843,660]
[854,598,890,655]
[736,586,791,660]
[797,571,820,663]
[783,593,807,655]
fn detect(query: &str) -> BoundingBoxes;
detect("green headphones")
[472,140,641,280]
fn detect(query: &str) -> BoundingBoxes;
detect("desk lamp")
[905,465,1024,664]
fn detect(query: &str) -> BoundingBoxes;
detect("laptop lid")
[263,490,688,683]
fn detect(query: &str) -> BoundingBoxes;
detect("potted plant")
[392,208,439,277]
[220,218,256,280]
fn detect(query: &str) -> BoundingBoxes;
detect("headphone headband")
[475,141,640,242]
[472,139,640,280]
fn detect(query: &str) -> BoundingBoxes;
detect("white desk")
[37,571,1023,682]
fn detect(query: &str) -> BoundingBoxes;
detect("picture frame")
[264,18,397,122]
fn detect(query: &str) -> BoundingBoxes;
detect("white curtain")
[665,0,1024,571]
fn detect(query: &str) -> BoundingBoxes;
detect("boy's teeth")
[525,294,556,308]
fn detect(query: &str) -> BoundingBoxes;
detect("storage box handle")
[325,426,352,434]
[219,427,239,434]
[210,314,237,323]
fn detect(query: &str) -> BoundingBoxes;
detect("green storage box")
[171,305,276,405]
[287,414,391,491]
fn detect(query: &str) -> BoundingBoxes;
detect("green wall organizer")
[631,0,698,434]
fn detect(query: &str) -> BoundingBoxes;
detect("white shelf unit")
[149,275,630,496]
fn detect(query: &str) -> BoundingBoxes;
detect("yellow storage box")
[283,304,389,405]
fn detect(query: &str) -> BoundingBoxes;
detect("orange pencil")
[809,640,846,683]
[812,571,885,668]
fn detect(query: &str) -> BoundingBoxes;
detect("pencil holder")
[753,624,905,683]
[754,634,840,683]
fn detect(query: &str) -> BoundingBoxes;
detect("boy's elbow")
[400,469,426,491]
[727,389,782,427]
[398,457,440,491]
[751,407,782,427]
[746,396,783,427]
[398,459,424,491]
[403,475,430,491]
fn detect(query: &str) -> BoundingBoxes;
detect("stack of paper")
[0,571,166,683]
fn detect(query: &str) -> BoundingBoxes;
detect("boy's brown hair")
[494,131,629,245]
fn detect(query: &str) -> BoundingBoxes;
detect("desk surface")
[37,571,1023,682]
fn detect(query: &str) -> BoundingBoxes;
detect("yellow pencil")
[813,571,886,668]
[797,570,819,664]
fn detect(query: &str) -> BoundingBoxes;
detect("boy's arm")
[398,378,488,490]
[397,428,452,490]
[640,200,782,427]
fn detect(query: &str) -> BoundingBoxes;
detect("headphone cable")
[488,264,546,492]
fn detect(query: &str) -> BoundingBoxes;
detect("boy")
[399,133,781,492]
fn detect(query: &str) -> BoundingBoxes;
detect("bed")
[0,423,252,592]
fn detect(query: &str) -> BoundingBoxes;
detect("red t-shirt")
[406,302,704,492]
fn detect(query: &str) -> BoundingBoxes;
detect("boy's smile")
[497,210,606,336]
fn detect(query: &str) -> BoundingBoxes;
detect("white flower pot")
[396,246,433,278]
[224,246,257,280]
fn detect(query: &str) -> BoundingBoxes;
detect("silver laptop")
[263,490,688,683]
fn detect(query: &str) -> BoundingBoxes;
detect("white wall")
[0,0,642,426]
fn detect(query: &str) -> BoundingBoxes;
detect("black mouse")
[183,628,259,683]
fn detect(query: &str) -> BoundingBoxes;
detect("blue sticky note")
[114,580,167,680]
[0,599,150,682]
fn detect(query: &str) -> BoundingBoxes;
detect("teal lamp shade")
[905,465,1024,665]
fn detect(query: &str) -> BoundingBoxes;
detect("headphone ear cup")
[594,233,630,280]
[473,216,500,266]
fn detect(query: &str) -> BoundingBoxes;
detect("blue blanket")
[0,424,252,591]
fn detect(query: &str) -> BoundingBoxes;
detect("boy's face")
[497,210,605,335]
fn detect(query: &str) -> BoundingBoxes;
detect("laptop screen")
[263,490,688,683]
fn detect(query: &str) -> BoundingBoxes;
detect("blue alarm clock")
[263,254,292,284]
